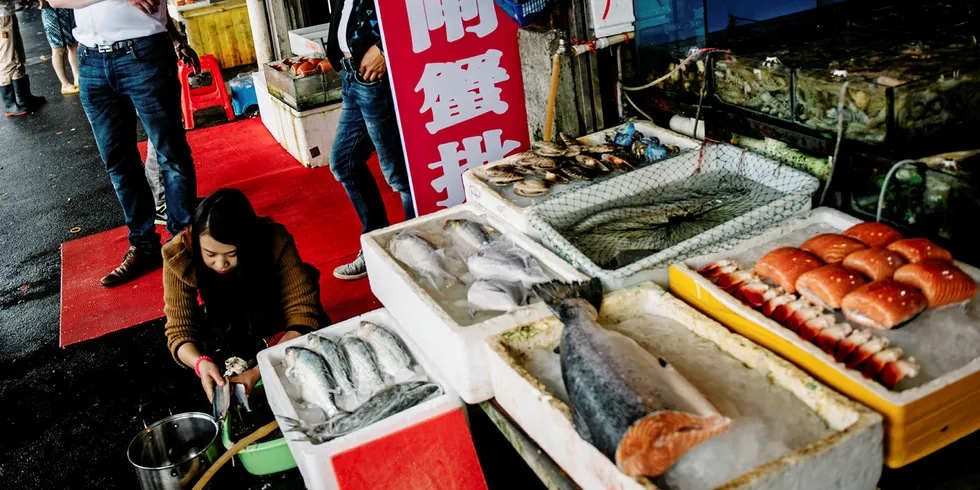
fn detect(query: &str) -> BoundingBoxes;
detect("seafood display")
[269,56,334,78]
[894,261,979,308]
[796,264,868,310]
[278,323,441,444]
[842,222,904,248]
[886,237,954,264]
[842,248,907,281]
[480,124,684,200]
[698,261,921,390]
[534,279,732,478]
[753,247,822,293]
[840,281,928,330]
[389,217,557,322]
[713,54,793,120]
[264,56,343,111]
[800,234,868,264]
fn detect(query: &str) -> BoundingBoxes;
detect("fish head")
[615,412,733,478]
[284,347,301,367]
[357,321,378,340]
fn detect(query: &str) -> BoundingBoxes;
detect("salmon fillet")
[795,264,869,309]
[842,222,903,248]
[800,234,868,264]
[840,280,928,330]
[754,247,822,293]
[842,248,907,281]
[893,261,977,308]
[886,238,953,263]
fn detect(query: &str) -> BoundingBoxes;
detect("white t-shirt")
[73,0,168,47]
[336,0,354,54]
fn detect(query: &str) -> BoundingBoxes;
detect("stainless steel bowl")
[127,412,219,490]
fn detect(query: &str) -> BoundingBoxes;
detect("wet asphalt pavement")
[2,7,980,490]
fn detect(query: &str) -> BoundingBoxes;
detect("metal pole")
[246,0,275,67]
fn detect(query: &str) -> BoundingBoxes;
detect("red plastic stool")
[178,54,235,130]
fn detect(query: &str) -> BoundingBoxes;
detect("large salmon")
[534,279,733,477]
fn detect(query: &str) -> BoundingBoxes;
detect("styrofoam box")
[587,0,635,38]
[462,121,701,241]
[525,143,820,291]
[257,309,462,490]
[486,282,884,490]
[670,207,980,468]
[253,71,282,144]
[361,202,589,404]
[289,24,331,57]
[268,97,342,168]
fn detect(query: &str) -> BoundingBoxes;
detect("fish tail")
[615,411,733,478]
[533,278,604,319]
[277,415,311,437]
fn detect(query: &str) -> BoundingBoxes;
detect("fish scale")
[285,346,345,419]
[340,336,388,398]
[357,322,416,378]
[309,335,356,397]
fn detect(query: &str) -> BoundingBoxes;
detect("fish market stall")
[525,143,819,290]
[361,203,589,404]
[257,309,464,490]
[485,281,883,490]
[462,122,701,240]
[669,207,980,468]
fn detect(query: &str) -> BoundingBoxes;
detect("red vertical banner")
[376,0,531,216]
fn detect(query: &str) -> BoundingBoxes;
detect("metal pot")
[127,412,220,490]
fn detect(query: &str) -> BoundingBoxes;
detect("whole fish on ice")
[279,381,443,444]
[534,278,732,477]
[466,247,549,286]
[388,231,457,289]
[357,321,417,379]
[340,335,388,397]
[467,279,529,314]
[284,347,346,419]
[309,334,356,397]
[444,219,493,253]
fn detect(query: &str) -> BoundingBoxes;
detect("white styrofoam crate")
[486,282,884,490]
[525,143,820,291]
[257,309,462,490]
[462,121,701,241]
[269,97,342,168]
[587,0,635,38]
[253,71,282,143]
[361,202,589,404]
[288,24,331,57]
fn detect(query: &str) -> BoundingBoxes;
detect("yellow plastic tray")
[668,208,980,468]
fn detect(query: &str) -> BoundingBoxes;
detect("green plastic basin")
[220,380,297,476]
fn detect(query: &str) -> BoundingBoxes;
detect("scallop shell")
[559,165,596,181]
[559,133,580,146]
[514,179,551,197]
[584,144,618,154]
[527,155,558,170]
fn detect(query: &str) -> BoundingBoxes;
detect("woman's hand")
[198,359,225,403]
[359,45,386,82]
[229,366,262,396]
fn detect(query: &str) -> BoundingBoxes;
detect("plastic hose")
[543,40,565,142]
[191,420,279,490]
[876,160,919,223]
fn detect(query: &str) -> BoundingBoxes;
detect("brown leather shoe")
[100,246,163,287]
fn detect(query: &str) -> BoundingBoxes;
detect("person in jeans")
[39,0,79,94]
[1,0,47,116]
[327,0,414,281]
[50,0,197,287]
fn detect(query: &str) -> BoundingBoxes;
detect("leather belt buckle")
[97,44,113,53]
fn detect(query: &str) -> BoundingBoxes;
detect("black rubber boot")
[12,75,46,111]
[0,84,27,117]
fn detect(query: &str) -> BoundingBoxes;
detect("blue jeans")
[78,34,196,251]
[329,63,414,235]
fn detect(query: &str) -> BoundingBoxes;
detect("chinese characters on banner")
[376,0,530,216]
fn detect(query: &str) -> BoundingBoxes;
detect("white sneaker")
[333,252,367,281]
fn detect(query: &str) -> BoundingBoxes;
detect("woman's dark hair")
[191,188,281,343]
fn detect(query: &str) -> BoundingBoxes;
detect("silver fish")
[340,335,388,397]
[284,347,346,419]
[467,279,529,313]
[357,321,416,379]
[443,219,493,252]
[534,279,732,477]
[233,383,251,412]
[279,382,443,444]
[467,248,550,286]
[212,378,231,422]
[388,231,457,289]
[309,334,356,397]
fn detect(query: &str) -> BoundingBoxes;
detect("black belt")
[92,39,137,53]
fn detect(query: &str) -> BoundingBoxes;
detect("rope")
[623,92,654,121]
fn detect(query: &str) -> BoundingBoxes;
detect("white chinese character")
[429,129,520,208]
[406,0,498,53]
[416,49,509,134]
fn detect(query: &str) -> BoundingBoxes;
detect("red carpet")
[60,118,400,347]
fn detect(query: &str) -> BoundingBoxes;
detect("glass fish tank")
[712,53,793,121]
[263,59,342,112]
[848,154,980,262]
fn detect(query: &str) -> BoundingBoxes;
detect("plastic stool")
[179,54,235,130]
[228,73,258,116]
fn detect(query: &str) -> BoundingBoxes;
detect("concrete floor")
[0,7,978,490]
